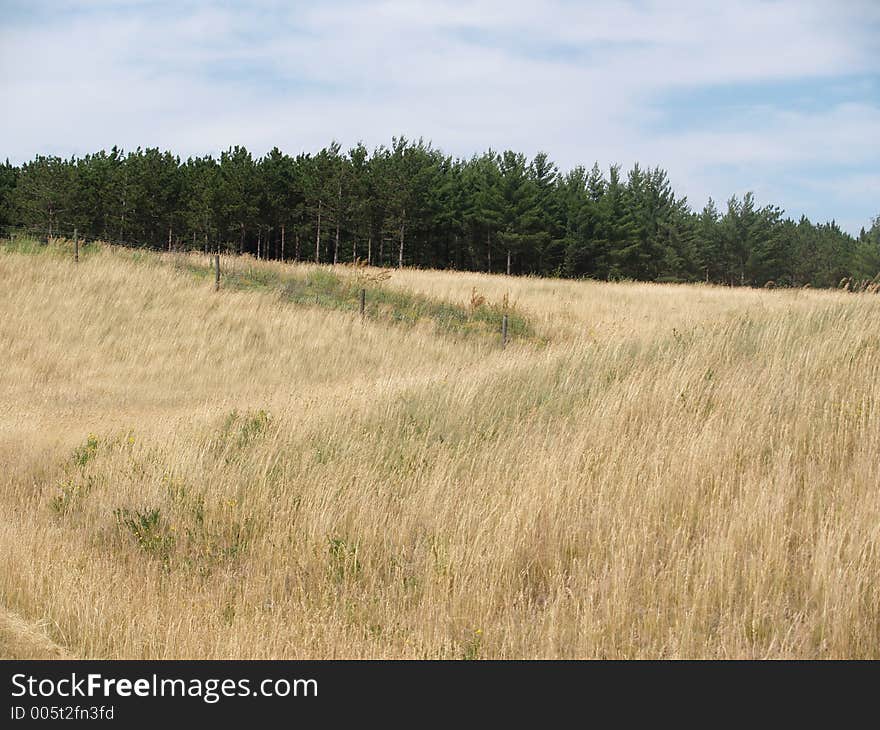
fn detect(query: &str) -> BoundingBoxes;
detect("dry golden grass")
[0,608,74,660]
[1,241,879,658]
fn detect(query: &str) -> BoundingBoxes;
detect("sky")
[1,0,878,234]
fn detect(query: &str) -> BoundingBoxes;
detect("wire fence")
[0,222,321,266]
[0,222,521,345]
[1,223,160,251]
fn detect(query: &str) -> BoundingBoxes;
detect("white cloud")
[0,0,878,231]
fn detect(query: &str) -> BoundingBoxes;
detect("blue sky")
[1,0,878,234]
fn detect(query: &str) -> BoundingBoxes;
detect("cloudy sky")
[1,0,878,233]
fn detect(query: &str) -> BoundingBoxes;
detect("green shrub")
[114,507,175,566]
[71,434,99,467]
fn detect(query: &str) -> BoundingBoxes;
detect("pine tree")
[496,150,541,275]
[260,147,302,261]
[13,155,74,237]
[466,151,504,272]
[529,152,562,273]
[855,215,880,279]
[218,146,258,254]
[182,155,219,252]
[0,159,19,229]
[696,198,722,282]
[3,139,869,290]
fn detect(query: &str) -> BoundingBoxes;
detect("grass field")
[1,238,879,659]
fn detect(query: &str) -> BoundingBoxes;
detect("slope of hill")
[1,240,878,658]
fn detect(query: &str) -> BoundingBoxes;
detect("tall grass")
[0,240,878,658]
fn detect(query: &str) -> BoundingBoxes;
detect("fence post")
[74,227,79,263]
[359,288,366,321]
[214,254,220,291]
[501,313,509,348]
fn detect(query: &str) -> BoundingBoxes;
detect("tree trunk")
[487,229,491,273]
[352,236,357,263]
[257,227,261,259]
[239,223,245,255]
[168,226,172,252]
[398,209,406,268]
[367,235,372,266]
[506,248,511,276]
[119,191,127,242]
[334,183,342,266]
[295,229,300,261]
[281,224,285,263]
[315,200,322,263]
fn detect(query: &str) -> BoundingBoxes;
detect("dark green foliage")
[218,146,258,254]
[854,216,880,281]
[3,140,875,288]
[11,155,73,236]
[0,159,19,228]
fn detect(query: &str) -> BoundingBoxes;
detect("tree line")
[1,139,878,288]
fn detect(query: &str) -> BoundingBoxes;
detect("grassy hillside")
[1,239,879,658]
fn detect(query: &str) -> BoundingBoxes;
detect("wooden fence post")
[74,227,79,263]
[214,254,220,291]
[501,313,509,348]
[359,288,366,321]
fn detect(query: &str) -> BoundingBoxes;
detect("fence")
[0,224,516,347]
